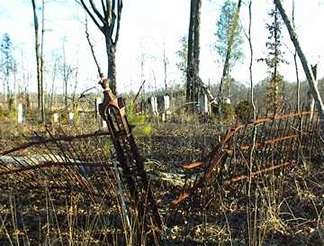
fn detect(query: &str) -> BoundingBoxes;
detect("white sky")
[0,0,324,94]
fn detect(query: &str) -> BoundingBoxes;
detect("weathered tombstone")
[68,112,74,124]
[95,96,101,120]
[198,93,209,113]
[53,113,59,124]
[102,119,107,128]
[224,97,231,105]
[164,95,171,114]
[17,103,25,124]
[149,96,158,115]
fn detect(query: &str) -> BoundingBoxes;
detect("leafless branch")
[85,17,103,78]
[80,0,103,31]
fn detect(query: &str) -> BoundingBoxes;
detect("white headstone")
[53,113,59,123]
[68,112,74,124]
[224,97,231,104]
[102,119,107,128]
[199,94,209,113]
[161,113,166,122]
[151,96,158,115]
[164,95,170,114]
[17,103,24,124]
[95,97,102,119]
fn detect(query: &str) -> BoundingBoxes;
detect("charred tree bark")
[274,0,324,131]
[186,0,195,106]
[193,0,201,105]
[80,0,123,94]
[186,0,201,110]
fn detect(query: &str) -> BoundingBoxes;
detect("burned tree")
[186,0,201,110]
[79,0,123,94]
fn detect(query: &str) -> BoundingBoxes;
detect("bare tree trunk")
[80,0,123,95]
[186,0,201,110]
[163,44,168,92]
[218,0,242,101]
[274,0,324,131]
[310,64,317,120]
[40,0,45,122]
[106,37,117,94]
[292,0,300,113]
[186,0,196,105]
[85,17,103,78]
[31,0,42,121]
[193,0,201,104]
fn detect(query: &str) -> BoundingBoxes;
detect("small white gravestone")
[53,113,59,123]
[198,93,209,113]
[17,103,24,124]
[161,113,166,122]
[151,96,158,115]
[95,97,102,120]
[164,95,170,114]
[224,97,231,104]
[68,112,74,124]
[102,119,107,128]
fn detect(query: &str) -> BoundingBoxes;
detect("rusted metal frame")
[309,113,319,157]
[277,115,293,163]
[0,161,106,176]
[303,111,314,158]
[223,161,295,186]
[127,132,163,228]
[251,111,311,125]
[102,105,140,207]
[83,135,112,196]
[171,151,228,208]
[32,138,73,189]
[260,116,278,168]
[46,130,94,196]
[91,135,117,196]
[0,131,111,156]
[172,128,239,207]
[59,134,98,197]
[9,156,39,185]
[102,103,163,238]
[287,112,301,161]
[36,133,79,189]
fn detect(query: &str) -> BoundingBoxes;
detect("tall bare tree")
[186,0,201,109]
[292,0,300,112]
[218,0,242,101]
[79,0,123,94]
[274,0,324,130]
[31,0,45,122]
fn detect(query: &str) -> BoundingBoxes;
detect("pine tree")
[259,4,287,113]
[0,33,16,103]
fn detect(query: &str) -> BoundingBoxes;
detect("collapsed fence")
[172,110,323,207]
[0,107,323,242]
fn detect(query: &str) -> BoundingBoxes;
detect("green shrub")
[235,100,254,123]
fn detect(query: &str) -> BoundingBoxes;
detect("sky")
[0,0,324,95]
